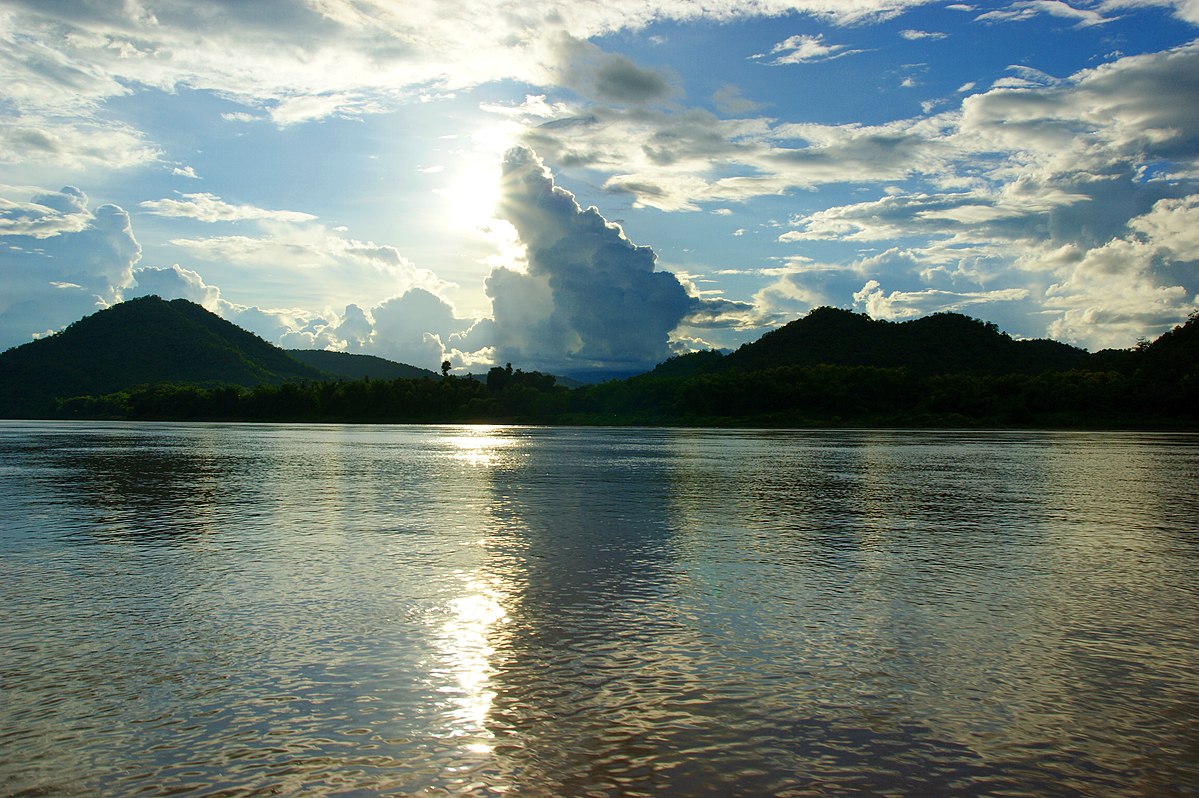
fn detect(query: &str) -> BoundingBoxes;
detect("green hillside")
[286,349,438,380]
[0,296,325,417]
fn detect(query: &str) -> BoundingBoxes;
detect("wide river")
[1,421,1197,797]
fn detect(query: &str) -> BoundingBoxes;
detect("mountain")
[286,349,438,380]
[0,296,326,417]
[717,307,1091,375]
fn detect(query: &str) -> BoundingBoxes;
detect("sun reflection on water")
[446,427,517,468]
[432,427,521,778]
[442,583,507,737]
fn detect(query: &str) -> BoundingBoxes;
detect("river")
[1,421,1197,796]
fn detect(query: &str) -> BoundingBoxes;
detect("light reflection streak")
[446,426,517,468]
[431,426,520,781]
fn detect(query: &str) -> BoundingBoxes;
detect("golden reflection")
[446,426,517,467]
[430,428,521,776]
[441,579,508,743]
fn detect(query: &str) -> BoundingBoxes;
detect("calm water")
[1,422,1197,797]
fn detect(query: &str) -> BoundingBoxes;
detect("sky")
[2,0,1197,375]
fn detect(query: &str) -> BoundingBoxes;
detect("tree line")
[52,358,1196,428]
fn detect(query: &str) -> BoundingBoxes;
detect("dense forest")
[2,298,1196,427]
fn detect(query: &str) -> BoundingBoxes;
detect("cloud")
[0,186,140,349]
[161,212,449,311]
[1042,237,1195,348]
[483,146,696,371]
[1129,195,1199,259]
[129,264,224,310]
[900,29,948,39]
[852,278,1030,319]
[519,104,945,211]
[140,193,318,223]
[549,35,673,104]
[363,289,476,367]
[754,34,864,64]
[0,115,160,173]
[712,84,763,115]
[0,186,91,238]
[1103,0,1199,25]
[975,0,1115,26]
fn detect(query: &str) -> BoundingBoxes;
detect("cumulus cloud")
[1129,195,1199,259]
[129,264,224,310]
[0,186,140,349]
[483,147,697,371]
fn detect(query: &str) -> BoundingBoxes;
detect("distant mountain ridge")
[286,349,438,381]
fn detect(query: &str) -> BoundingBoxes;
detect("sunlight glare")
[434,121,518,232]
[447,427,516,467]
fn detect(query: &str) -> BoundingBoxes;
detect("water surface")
[2,422,1197,796]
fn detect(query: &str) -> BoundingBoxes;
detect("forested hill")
[0,296,327,416]
[286,349,438,381]
[652,308,1091,377]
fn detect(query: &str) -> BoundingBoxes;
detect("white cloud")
[852,278,1030,319]
[0,186,91,238]
[140,193,318,223]
[900,29,948,39]
[1102,0,1199,25]
[754,34,864,64]
[976,0,1115,26]
[1,0,936,149]
[1129,195,1199,259]
[166,222,448,311]
[1043,237,1196,348]
[130,264,224,310]
[0,115,160,173]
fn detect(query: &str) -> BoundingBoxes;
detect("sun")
[438,162,503,231]
[434,122,518,232]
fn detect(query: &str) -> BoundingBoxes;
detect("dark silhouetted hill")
[647,349,727,378]
[720,307,1090,375]
[286,349,438,380]
[0,296,326,416]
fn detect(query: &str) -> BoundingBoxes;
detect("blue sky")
[2,1,1197,373]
